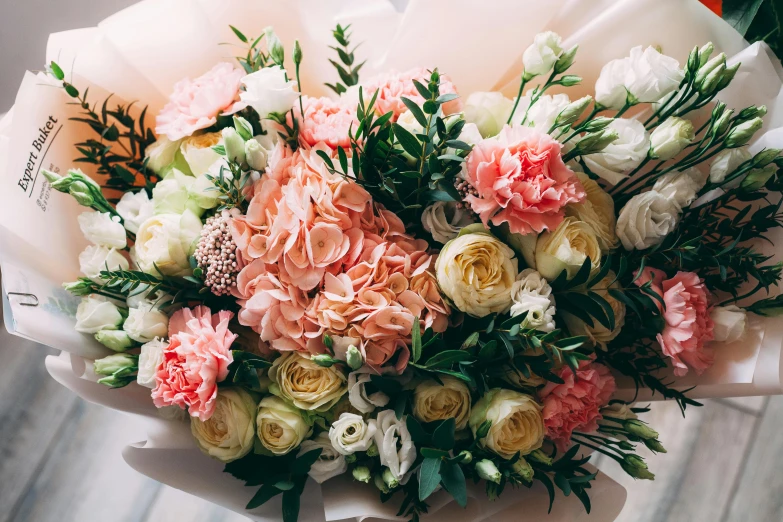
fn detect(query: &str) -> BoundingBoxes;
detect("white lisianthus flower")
[649,117,695,160]
[595,46,684,109]
[191,387,257,462]
[435,228,519,317]
[269,352,348,412]
[522,31,564,78]
[240,66,299,119]
[78,211,127,249]
[329,412,377,455]
[582,119,651,185]
[125,284,173,309]
[457,122,484,148]
[116,190,154,234]
[123,301,169,343]
[566,172,618,250]
[145,135,182,174]
[463,92,514,138]
[134,210,202,276]
[152,169,203,216]
[189,159,231,210]
[374,410,416,482]
[245,134,275,171]
[600,403,638,421]
[137,338,167,388]
[299,433,347,484]
[616,191,680,250]
[396,109,425,136]
[510,93,571,132]
[709,147,752,183]
[710,305,747,343]
[78,245,129,283]
[509,269,557,333]
[468,389,544,459]
[256,396,311,456]
[75,296,124,333]
[347,371,390,414]
[562,272,625,348]
[652,167,708,210]
[412,376,472,430]
[180,132,223,177]
[421,202,475,244]
[534,217,602,281]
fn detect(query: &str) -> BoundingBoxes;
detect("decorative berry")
[194,211,239,296]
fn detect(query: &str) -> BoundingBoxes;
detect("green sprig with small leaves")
[325,24,365,95]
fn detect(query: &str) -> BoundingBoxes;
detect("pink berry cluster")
[194,213,239,296]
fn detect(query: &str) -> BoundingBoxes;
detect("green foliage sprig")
[325,24,365,95]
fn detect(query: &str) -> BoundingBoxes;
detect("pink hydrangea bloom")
[297,96,359,149]
[362,67,462,120]
[464,125,585,235]
[539,361,616,450]
[155,63,245,140]
[151,306,237,420]
[635,268,715,376]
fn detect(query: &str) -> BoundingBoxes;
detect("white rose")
[78,211,127,249]
[134,210,203,276]
[374,410,416,482]
[299,433,347,484]
[145,135,182,174]
[256,396,312,456]
[458,122,484,148]
[709,147,752,183]
[710,305,747,343]
[116,190,154,234]
[650,117,695,160]
[245,135,275,171]
[510,93,571,132]
[463,92,514,138]
[152,169,203,216]
[75,296,124,333]
[616,191,680,250]
[509,269,557,333]
[191,387,257,462]
[397,109,425,136]
[123,301,169,343]
[240,66,299,119]
[137,338,167,388]
[468,389,544,459]
[522,31,564,77]
[652,167,708,209]
[180,132,223,176]
[534,217,602,281]
[583,119,650,185]
[412,376,472,430]
[79,245,129,283]
[348,371,390,414]
[269,352,348,411]
[329,412,376,455]
[421,202,475,244]
[595,46,684,109]
[562,272,625,348]
[435,229,519,317]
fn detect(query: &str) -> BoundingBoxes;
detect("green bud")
[528,449,553,466]
[345,344,363,370]
[233,115,254,141]
[458,450,473,464]
[366,442,379,458]
[698,42,715,67]
[711,101,727,120]
[222,127,247,165]
[344,453,358,464]
[93,353,138,376]
[95,330,134,352]
[753,148,781,168]
[63,280,92,296]
[381,468,399,489]
[475,459,502,484]
[686,45,700,75]
[70,168,101,190]
[554,45,579,74]
[618,440,635,451]
[644,438,667,453]
[352,466,371,483]
[698,62,726,95]
[293,39,303,65]
[713,108,734,136]
[740,164,777,192]
[575,129,619,155]
[97,373,138,388]
[265,27,285,66]
[740,105,767,120]
[245,139,269,171]
[42,169,67,188]
[695,52,726,85]
[581,117,614,133]
[69,181,94,206]
[621,454,655,480]
[311,354,338,367]
[512,457,534,483]
[373,474,390,494]
[716,62,740,91]
[725,117,763,148]
[558,75,582,87]
[555,95,592,127]
[624,419,659,440]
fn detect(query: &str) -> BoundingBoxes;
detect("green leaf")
[419,457,443,501]
[49,61,65,80]
[475,420,492,440]
[393,123,423,158]
[401,97,428,128]
[478,340,497,361]
[421,447,449,459]
[424,350,472,369]
[436,93,459,104]
[412,79,431,100]
[587,291,615,331]
[432,418,456,450]
[535,470,556,513]
[282,483,302,522]
[412,316,422,363]
[461,331,480,350]
[406,416,430,446]
[290,448,322,475]
[229,25,248,43]
[246,484,281,509]
[439,460,467,508]
[722,0,765,35]
[554,472,572,496]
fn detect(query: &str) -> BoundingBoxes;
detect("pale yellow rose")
[468,388,544,459]
[435,227,519,317]
[566,173,618,250]
[180,132,223,176]
[191,388,257,462]
[256,396,311,455]
[413,376,472,430]
[562,271,625,348]
[269,352,348,411]
[534,217,602,281]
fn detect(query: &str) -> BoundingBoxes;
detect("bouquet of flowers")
[31,12,783,522]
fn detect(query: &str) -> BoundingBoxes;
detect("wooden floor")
[1,336,783,522]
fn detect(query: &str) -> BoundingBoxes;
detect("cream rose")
[534,217,602,281]
[134,210,202,277]
[468,388,544,459]
[75,296,124,334]
[189,159,230,210]
[137,338,167,388]
[180,132,223,176]
[562,272,625,348]
[78,211,127,249]
[256,396,311,455]
[123,301,169,343]
[463,91,514,137]
[435,228,519,317]
[412,376,472,429]
[348,371,390,414]
[299,433,347,484]
[329,412,377,455]
[616,191,680,250]
[421,201,475,244]
[116,190,154,234]
[374,410,416,482]
[583,119,650,185]
[710,305,747,343]
[145,135,182,174]
[191,387,257,462]
[566,172,618,250]
[79,245,129,283]
[269,352,348,412]
[509,269,557,333]
[652,167,708,210]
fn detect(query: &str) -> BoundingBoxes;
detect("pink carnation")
[465,126,585,235]
[362,67,462,120]
[539,361,616,450]
[635,268,715,376]
[297,96,359,149]
[155,62,245,140]
[151,306,237,420]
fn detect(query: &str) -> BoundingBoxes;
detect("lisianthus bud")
[558,75,582,87]
[63,280,92,296]
[695,52,726,86]
[574,129,620,155]
[621,454,655,480]
[70,181,94,206]
[458,450,473,464]
[353,466,372,483]
[698,62,726,95]
[382,467,400,489]
[711,305,747,343]
[644,439,667,453]
[686,45,699,74]
[740,164,776,192]
[554,44,578,74]
[293,39,303,65]
[475,459,502,484]
[95,330,134,352]
[345,345,363,370]
[581,117,614,133]
[624,419,659,440]
[374,474,390,494]
[265,27,285,66]
[725,117,763,148]
[555,95,592,127]
[752,148,781,168]
[649,117,694,160]
[713,108,734,136]
[738,105,767,120]
[522,31,564,79]
[244,138,269,171]
[43,169,70,190]
[233,115,254,141]
[344,453,357,464]
[512,457,534,482]
[222,127,246,165]
[716,62,740,91]
[94,353,137,375]
[698,42,715,67]
[312,353,339,367]
[366,441,380,457]
[527,449,553,466]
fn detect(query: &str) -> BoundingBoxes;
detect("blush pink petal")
[362,67,462,120]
